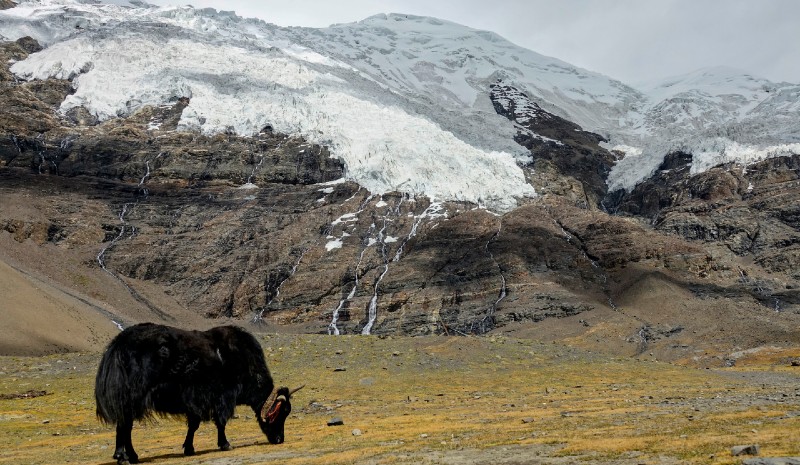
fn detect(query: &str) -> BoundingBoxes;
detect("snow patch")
[325,238,343,251]
[691,141,800,175]
[332,213,358,226]
[605,144,643,158]
[318,177,347,186]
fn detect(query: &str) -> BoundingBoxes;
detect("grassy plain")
[1,334,799,465]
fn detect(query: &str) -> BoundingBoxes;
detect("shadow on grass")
[98,441,266,465]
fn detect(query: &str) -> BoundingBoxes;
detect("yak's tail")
[95,331,148,424]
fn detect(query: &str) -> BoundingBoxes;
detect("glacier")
[2,0,799,202]
[4,1,541,211]
[606,66,800,191]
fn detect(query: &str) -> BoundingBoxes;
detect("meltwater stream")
[95,153,172,324]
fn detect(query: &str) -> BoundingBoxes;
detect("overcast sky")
[147,0,800,84]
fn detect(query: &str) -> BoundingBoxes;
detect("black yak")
[95,322,303,465]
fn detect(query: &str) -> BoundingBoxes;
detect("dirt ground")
[0,238,228,356]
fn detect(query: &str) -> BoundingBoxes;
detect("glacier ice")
[2,1,799,200]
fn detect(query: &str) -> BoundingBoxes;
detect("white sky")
[145,0,800,84]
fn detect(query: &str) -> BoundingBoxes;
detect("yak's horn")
[277,395,287,402]
[289,384,306,396]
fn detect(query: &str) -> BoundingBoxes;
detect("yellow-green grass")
[1,334,798,464]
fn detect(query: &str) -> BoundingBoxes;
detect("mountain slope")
[1,1,799,362]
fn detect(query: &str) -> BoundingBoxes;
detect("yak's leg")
[215,417,232,451]
[112,422,127,464]
[123,421,139,464]
[183,414,201,456]
[113,419,138,465]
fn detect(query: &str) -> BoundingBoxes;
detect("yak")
[95,322,303,465]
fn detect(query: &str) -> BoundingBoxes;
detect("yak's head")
[258,385,304,444]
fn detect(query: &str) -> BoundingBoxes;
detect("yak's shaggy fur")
[95,323,295,465]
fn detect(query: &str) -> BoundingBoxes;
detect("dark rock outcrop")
[490,81,616,207]
[607,148,800,285]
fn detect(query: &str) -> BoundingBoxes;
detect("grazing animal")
[95,322,303,465]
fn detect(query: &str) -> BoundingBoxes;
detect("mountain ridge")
[1,2,799,362]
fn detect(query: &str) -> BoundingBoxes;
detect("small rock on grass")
[732,444,760,456]
[521,417,535,424]
[352,429,362,436]
[743,459,800,465]
[327,417,344,427]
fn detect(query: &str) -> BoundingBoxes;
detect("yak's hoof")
[220,443,232,451]
[114,452,137,464]
[184,446,195,456]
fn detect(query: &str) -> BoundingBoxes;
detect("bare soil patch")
[0,389,48,400]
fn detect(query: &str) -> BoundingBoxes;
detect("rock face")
[490,82,616,207]
[606,151,800,308]
[2,38,800,363]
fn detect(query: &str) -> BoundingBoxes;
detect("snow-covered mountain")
[2,0,798,204]
[609,66,800,191]
[276,14,643,140]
